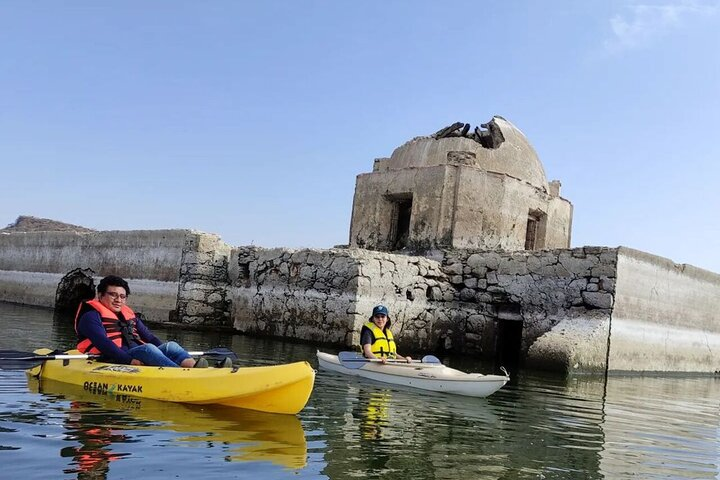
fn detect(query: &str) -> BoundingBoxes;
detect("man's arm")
[135,318,163,347]
[76,311,134,364]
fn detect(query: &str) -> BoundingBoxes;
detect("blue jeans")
[128,341,192,367]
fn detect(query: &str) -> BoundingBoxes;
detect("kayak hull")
[317,351,508,398]
[27,349,315,414]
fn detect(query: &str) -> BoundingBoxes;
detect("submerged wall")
[227,246,448,347]
[610,247,720,374]
[222,245,617,372]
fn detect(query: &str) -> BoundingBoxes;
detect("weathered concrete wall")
[0,270,66,308]
[0,269,178,322]
[350,164,573,252]
[350,165,453,251]
[0,230,187,280]
[0,229,190,322]
[609,247,720,373]
[453,170,573,250]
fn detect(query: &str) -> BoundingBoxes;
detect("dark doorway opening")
[525,216,538,250]
[524,209,547,250]
[391,197,412,250]
[496,318,523,372]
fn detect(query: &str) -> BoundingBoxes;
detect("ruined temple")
[349,116,572,252]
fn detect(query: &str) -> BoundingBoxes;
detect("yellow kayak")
[27,349,315,415]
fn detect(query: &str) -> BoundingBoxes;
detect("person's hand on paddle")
[130,359,144,366]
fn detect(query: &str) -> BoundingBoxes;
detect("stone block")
[497,258,528,275]
[582,291,613,309]
[591,264,617,277]
[459,288,476,302]
[428,286,442,300]
[445,262,464,275]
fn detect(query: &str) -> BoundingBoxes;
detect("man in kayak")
[360,305,412,364]
[75,275,214,368]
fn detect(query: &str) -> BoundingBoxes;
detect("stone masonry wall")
[438,247,618,373]
[227,246,449,347]
[229,247,361,345]
[225,244,618,373]
[175,232,232,327]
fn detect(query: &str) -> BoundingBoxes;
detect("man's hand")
[130,359,144,366]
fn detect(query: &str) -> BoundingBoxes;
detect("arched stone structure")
[54,268,96,314]
[349,116,573,252]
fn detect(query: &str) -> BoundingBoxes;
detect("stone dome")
[386,116,549,192]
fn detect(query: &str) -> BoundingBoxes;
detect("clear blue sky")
[1,1,719,273]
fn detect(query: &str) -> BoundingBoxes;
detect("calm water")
[0,302,718,480]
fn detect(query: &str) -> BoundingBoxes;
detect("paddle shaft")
[336,351,442,369]
[0,347,237,370]
[343,357,424,364]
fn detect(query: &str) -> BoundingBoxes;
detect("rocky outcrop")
[2,215,95,233]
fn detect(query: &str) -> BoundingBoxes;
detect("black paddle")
[0,348,238,370]
[337,351,442,369]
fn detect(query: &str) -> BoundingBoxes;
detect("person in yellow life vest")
[75,275,207,368]
[360,305,412,364]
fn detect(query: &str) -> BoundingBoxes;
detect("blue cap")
[371,305,389,317]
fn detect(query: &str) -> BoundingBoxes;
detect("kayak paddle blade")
[0,350,61,370]
[337,351,370,369]
[421,355,441,364]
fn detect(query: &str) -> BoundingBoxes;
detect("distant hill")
[1,215,96,233]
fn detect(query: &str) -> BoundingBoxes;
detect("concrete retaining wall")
[0,230,187,280]
[0,229,190,322]
[610,247,720,373]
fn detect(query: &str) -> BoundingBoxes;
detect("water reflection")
[599,375,720,479]
[27,377,308,478]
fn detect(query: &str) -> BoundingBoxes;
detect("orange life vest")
[74,299,143,354]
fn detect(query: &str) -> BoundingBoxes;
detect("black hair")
[97,275,130,296]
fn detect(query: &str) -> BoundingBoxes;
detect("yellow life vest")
[362,321,397,358]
